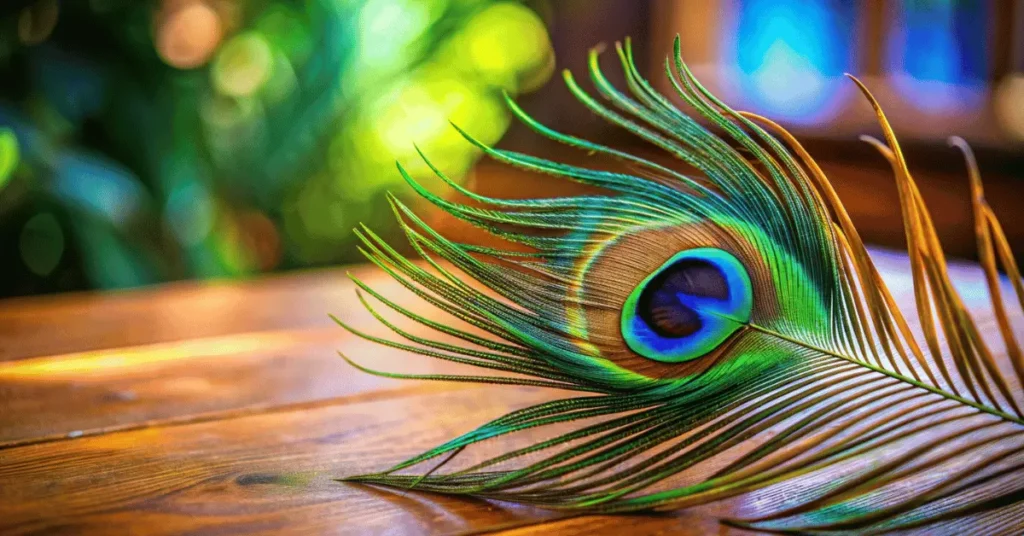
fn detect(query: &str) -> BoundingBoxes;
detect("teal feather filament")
[337,36,1024,533]
[621,248,752,362]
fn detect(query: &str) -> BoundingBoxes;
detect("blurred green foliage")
[0,0,553,297]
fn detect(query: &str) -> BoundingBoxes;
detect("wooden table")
[0,251,1016,535]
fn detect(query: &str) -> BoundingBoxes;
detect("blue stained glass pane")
[728,0,856,124]
[887,0,989,112]
[889,0,988,83]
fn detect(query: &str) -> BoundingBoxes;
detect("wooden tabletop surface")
[0,250,1017,535]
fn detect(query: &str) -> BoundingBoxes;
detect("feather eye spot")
[621,248,753,363]
[636,260,724,337]
[645,303,702,338]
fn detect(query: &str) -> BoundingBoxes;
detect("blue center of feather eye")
[621,248,753,363]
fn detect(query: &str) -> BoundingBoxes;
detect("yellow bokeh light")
[212,32,274,97]
[375,80,457,153]
[365,67,510,180]
[463,2,551,90]
[18,0,59,46]
[995,75,1024,142]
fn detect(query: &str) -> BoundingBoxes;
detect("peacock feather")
[335,38,1024,533]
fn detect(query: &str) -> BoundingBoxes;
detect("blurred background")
[0,0,1020,298]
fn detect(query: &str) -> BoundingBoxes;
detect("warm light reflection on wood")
[0,329,336,380]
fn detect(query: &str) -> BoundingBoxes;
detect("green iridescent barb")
[336,37,1024,533]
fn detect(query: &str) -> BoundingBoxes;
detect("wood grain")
[0,328,475,446]
[0,265,482,445]
[0,253,1021,535]
[0,383,754,535]
[2,251,1016,447]
[0,265,393,362]
[489,514,762,536]
[0,387,569,536]
[0,251,1007,366]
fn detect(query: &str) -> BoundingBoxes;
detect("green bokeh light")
[0,129,18,193]
[255,5,314,65]
[212,32,275,98]
[464,2,551,90]
[285,0,552,265]
[0,0,554,294]
[19,213,64,277]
